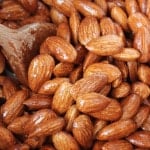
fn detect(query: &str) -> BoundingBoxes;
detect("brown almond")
[113,48,140,61]
[125,0,139,15]
[86,35,124,56]
[142,115,150,131]
[134,27,150,63]
[120,94,141,120]
[73,115,93,148]
[94,0,107,13]
[128,12,150,33]
[45,36,77,63]
[52,131,80,150]
[102,140,133,150]
[28,54,55,92]
[127,131,150,148]
[70,73,108,100]
[65,105,79,132]
[111,6,128,31]
[99,84,111,96]
[53,62,74,77]
[138,64,150,85]
[146,0,150,19]
[57,22,71,42]
[73,0,105,19]
[0,126,16,149]
[100,17,117,36]
[0,52,5,74]
[1,90,28,124]
[90,99,122,121]
[23,94,52,110]
[84,63,121,83]
[134,105,150,128]
[97,119,137,140]
[50,7,68,25]
[138,0,147,14]
[38,78,69,95]
[78,16,100,45]
[111,82,131,98]
[76,92,111,114]
[132,82,150,100]
[52,82,73,114]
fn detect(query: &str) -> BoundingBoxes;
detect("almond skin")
[76,92,111,114]
[78,16,100,45]
[28,54,55,92]
[97,119,137,140]
[86,35,124,56]
[0,52,5,74]
[127,131,150,148]
[73,115,93,148]
[70,73,108,100]
[52,131,80,150]
[45,36,77,63]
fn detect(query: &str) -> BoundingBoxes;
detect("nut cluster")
[0,0,150,150]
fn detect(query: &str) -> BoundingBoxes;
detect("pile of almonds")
[0,0,150,149]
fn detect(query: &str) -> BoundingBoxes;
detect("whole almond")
[86,35,124,56]
[52,82,74,114]
[52,131,80,150]
[142,115,150,131]
[84,63,121,83]
[45,36,77,63]
[78,16,100,45]
[112,48,140,61]
[76,92,111,114]
[38,77,69,95]
[57,22,71,42]
[90,99,122,121]
[73,115,93,148]
[53,62,74,77]
[111,82,131,98]
[97,119,137,140]
[120,94,141,120]
[111,6,128,31]
[138,64,150,85]
[50,7,68,25]
[100,17,117,36]
[94,0,107,13]
[70,73,108,100]
[134,27,150,63]
[65,105,79,132]
[128,12,150,33]
[99,84,111,96]
[132,82,150,100]
[102,140,133,150]
[125,0,140,15]
[28,54,55,92]
[69,10,80,45]
[134,105,150,128]
[0,126,16,149]
[1,90,28,124]
[73,0,105,19]
[127,131,150,148]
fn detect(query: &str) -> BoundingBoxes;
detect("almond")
[73,114,93,148]
[52,131,80,150]
[45,36,77,63]
[120,94,141,120]
[97,119,137,140]
[76,92,111,114]
[0,52,5,74]
[142,115,150,131]
[78,16,100,45]
[94,0,107,13]
[86,35,124,56]
[70,73,108,100]
[127,131,150,148]
[102,140,133,150]
[28,54,55,92]
[52,82,74,114]
[84,63,121,83]
[73,0,105,19]
[1,89,28,124]
[38,78,69,95]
